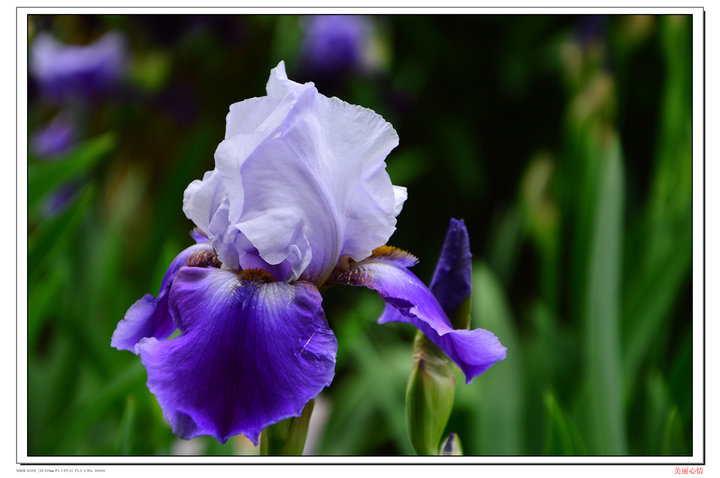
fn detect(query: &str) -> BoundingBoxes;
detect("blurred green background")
[27,14,693,456]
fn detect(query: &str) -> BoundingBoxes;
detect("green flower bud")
[406,332,456,455]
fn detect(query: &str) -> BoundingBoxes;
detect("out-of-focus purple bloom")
[30,114,79,216]
[112,62,505,445]
[575,15,608,48]
[300,15,371,76]
[43,183,78,216]
[30,114,75,159]
[30,31,126,101]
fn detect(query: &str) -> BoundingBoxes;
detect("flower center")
[238,268,275,284]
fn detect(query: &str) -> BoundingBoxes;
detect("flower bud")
[405,332,456,455]
[439,432,463,455]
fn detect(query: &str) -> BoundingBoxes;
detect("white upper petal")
[393,186,408,217]
[182,169,224,234]
[183,61,405,284]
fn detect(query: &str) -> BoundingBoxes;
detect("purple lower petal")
[137,267,337,444]
[333,247,506,383]
[111,243,214,353]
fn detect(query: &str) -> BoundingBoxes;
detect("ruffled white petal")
[183,61,405,284]
[393,186,408,216]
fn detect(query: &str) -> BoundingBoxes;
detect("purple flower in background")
[301,15,372,75]
[30,31,126,101]
[112,62,506,445]
[30,114,76,159]
[43,183,79,216]
[575,15,608,48]
[30,114,79,215]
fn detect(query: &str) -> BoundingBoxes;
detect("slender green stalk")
[259,400,315,455]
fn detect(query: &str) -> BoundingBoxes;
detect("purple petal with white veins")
[137,267,337,444]
[429,218,472,314]
[332,247,506,383]
[111,242,214,353]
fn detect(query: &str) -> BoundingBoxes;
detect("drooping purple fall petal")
[332,246,506,383]
[111,242,214,353]
[137,267,337,444]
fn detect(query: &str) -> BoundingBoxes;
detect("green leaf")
[28,186,94,286]
[28,133,115,211]
[115,396,137,454]
[128,51,171,92]
[621,15,692,404]
[622,224,691,397]
[486,205,524,284]
[581,129,627,454]
[643,370,689,455]
[33,359,146,453]
[28,255,71,348]
[543,389,586,455]
[455,262,523,455]
[661,407,686,455]
[319,291,413,454]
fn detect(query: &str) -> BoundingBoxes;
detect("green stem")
[259,399,315,455]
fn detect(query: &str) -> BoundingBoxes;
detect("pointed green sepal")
[439,432,463,455]
[406,331,456,455]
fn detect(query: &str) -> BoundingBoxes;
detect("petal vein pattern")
[136,267,337,445]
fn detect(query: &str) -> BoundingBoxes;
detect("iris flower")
[29,114,79,216]
[301,15,372,76]
[112,62,506,445]
[30,31,126,101]
[30,114,76,159]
